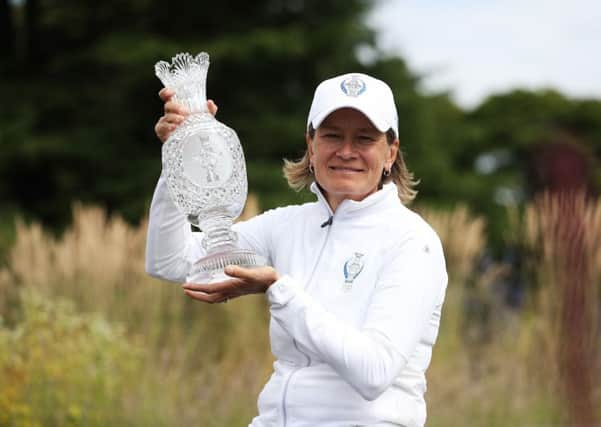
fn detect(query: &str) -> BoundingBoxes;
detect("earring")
[383,168,391,177]
[309,163,314,174]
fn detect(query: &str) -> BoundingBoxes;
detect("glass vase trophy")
[155,52,265,282]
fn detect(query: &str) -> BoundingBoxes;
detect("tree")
[0,0,15,61]
[0,0,426,226]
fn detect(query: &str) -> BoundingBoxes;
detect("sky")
[367,0,601,109]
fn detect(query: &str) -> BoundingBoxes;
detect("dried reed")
[522,191,601,426]
[420,205,487,284]
[3,195,593,426]
[420,204,557,427]
[0,195,272,425]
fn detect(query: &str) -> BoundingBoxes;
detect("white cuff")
[266,275,297,307]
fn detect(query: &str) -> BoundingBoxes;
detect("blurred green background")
[1,1,600,426]
[2,0,600,245]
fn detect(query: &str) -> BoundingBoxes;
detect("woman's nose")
[335,139,356,158]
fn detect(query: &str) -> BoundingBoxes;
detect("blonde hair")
[283,126,418,205]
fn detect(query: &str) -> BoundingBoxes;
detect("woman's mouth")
[329,166,363,173]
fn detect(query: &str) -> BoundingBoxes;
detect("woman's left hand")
[182,265,280,303]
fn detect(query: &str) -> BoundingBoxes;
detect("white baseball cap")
[307,73,399,137]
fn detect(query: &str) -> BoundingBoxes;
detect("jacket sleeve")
[145,174,200,282]
[266,235,448,401]
[145,175,274,282]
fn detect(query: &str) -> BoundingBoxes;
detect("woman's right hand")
[154,88,218,143]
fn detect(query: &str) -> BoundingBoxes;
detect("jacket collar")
[310,181,399,218]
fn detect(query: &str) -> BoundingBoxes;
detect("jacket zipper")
[280,212,334,427]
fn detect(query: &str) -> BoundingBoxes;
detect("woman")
[146,73,448,427]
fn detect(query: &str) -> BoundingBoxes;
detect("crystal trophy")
[155,52,265,282]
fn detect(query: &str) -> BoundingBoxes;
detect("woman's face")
[307,108,399,211]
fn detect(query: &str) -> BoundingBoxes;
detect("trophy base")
[188,248,267,283]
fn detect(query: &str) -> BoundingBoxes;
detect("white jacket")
[145,175,448,427]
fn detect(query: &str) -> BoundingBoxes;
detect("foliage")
[1,200,599,426]
[518,192,601,425]
[0,200,273,426]
[2,0,601,419]
[0,289,144,427]
[2,2,601,258]
[421,199,600,427]
[420,206,561,427]
[463,90,601,248]
[0,0,383,226]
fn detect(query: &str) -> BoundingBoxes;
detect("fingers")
[181,265,278,302]
[163,100,214,116]
[159,89,216,116]
[182,278,239,304]
[156,89,188,143]
[182,278,241,295]
[223,265,251,279]
[162,112,186,125]
[159,88,189,115]
[155,116,180,143]
[183,289,229,304]
[225,265,280,286]
[207,99,218,116]
[164,100,189,116]
[158,87,174,102]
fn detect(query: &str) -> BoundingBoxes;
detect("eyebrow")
[318,125,378,133]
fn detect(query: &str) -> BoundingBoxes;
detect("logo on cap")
[340,75,366,97]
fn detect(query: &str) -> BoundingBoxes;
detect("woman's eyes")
[356,135,377,145]
[320,133,377,146]
[322,134,375,142]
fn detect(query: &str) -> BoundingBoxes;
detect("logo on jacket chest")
[343,252,365,291]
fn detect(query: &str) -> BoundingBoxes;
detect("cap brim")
[309,104,390,133]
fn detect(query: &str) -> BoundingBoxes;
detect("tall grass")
[0,196,273,426]
[0,194,599,426]
[0,289,145,427]
[420,205,560,427]
[521,192,601,426]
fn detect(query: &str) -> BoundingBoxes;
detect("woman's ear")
[387,138,400,167]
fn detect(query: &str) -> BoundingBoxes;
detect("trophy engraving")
[182,134,232,186]
[155,52,266,282]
